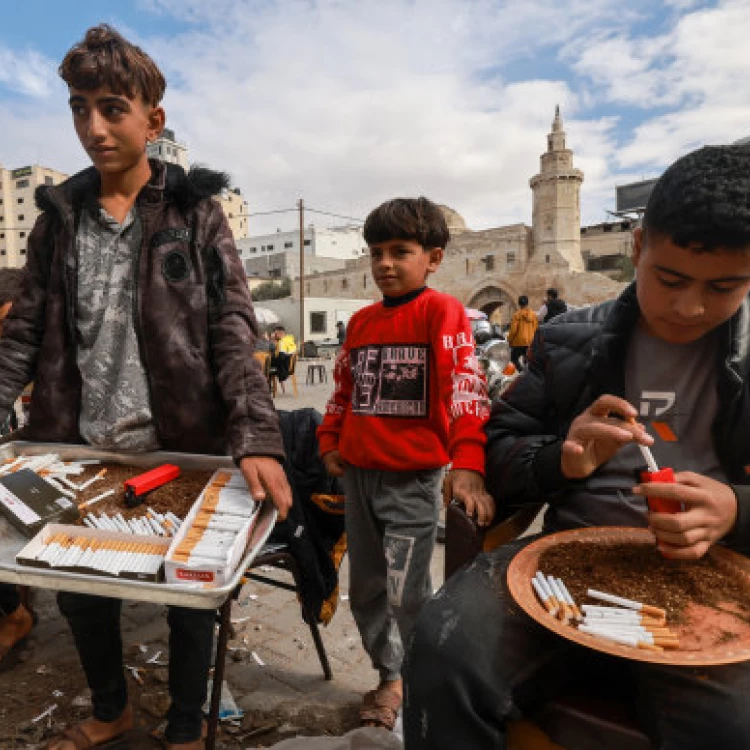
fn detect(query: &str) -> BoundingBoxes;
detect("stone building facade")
[297,109,625,324]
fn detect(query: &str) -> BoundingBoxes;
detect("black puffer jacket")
[486,283,750,553]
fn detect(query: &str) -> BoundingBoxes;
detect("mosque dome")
[439,205,468,232]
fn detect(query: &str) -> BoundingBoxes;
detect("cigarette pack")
[15,523,171,582]
[0,469,79,537]
[164,469,260,588]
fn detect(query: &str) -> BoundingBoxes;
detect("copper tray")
[507,527,750,666]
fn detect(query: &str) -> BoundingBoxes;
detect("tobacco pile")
[539,542,750,625]
[74,463,214,521]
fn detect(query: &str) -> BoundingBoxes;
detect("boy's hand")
[323,450,347,477]
[634,472,738,560]
[561,394,653,479]
[239,456,293,521]
[444,469,495,527]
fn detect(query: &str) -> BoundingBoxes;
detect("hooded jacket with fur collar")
[0,160,284,462]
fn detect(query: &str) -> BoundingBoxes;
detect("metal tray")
[0,441,277,609]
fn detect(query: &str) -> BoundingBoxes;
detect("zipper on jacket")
[131,206,161,442]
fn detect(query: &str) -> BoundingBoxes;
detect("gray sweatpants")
[342,465,443,683]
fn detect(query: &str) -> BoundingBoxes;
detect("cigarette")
[587,589,666,619]
[534,572,561,613]
[79,488,115,509]
[555,578,582,621]
[546,577,572,623]
[578,625,657,651]
[532,578,558,615]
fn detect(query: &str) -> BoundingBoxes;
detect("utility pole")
[298,198,305,357]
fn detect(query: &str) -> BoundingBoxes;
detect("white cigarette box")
[164,469,260,588]
[15,523,171,582]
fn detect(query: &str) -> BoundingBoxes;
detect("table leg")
[206,598,232,750]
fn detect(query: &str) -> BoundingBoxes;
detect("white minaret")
[529,106,584,271]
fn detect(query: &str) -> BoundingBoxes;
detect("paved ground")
[0,359,446,748]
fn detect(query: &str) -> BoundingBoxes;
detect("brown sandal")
[360,688,402,731]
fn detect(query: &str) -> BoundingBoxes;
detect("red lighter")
[124,464,181,508]
[640,467,683,514]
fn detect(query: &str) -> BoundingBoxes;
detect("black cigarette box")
[0,469,79,537]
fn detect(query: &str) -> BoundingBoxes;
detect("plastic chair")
[271,352,299,398]
[445,502,652,750]
[253,351,272,391]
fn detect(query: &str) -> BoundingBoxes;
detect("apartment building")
[0,163,68,268]
[146,127,189,171]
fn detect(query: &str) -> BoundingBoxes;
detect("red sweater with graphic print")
[317,288,489,474]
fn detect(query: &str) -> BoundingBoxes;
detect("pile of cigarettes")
[83,507,183,537]
[532,572,679,652]
[24,531,165,578]
[168,471,257,570]
[1,454,109,504]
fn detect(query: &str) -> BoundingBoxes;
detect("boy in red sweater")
[318,197,494,730]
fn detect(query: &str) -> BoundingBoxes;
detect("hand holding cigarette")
[561,395,654,480]
[239,455,293,521]
[634,471,739,560]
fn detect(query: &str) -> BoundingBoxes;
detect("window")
[306,283,311,294]
[284,242,293,248]
[228,213,233,219]
[506,252,515,267]
[363,274,367,288]
[545,254,550,264]
[341,278,348,290]
[0,250,5,256]
[45,176,54,186]
[304,239,311,246]
[0,233,3,238]
[484,255,495,271]
[267,244,274,250]
[16,179,29,189]
[20,232,26,238]
[324,281,328,292]
[20,248,26,254]
[18,215,24,222]
[603,224,612,232]
[310,311,326,334]
[17,198,24,204]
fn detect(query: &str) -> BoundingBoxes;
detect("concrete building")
[217,188,249,240]
[298,108,624,325]
[254,296,370,344]
[239,225,365,264]
[146,127,189,171]
[0,163,68,268]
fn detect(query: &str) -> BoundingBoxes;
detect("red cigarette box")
[640,467,682,514]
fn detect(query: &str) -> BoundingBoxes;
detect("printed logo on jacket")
[351,344,429,418]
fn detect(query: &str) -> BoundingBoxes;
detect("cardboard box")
[16,523,171,582]
[164,469,260,588]
[0,469,79,537]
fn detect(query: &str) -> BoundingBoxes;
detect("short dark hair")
[518,295,528,306]
[59,24,166,107]
[644,145,750,252]
[363,197,449,250]
[546,288,558,299]
[273,325,286,332]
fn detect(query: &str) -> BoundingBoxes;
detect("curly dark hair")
[364,197,449,250]
[59,24,166,107]
[643,145,750,252]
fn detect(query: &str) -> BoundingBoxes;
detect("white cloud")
[2,0,749,233]
[0,46,60,98]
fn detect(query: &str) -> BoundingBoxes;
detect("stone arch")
[466,282,518,326]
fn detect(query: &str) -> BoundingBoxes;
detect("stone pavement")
[1,360,445,747]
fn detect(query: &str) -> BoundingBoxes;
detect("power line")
[306,208,365,224]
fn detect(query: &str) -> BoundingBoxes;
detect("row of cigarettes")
[82,508,183,537]
[29,532,165,576]
[532,572,679,652]
[1,453,108,502]
[169,471,256,567]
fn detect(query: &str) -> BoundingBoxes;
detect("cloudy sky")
[1,0,749,234]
